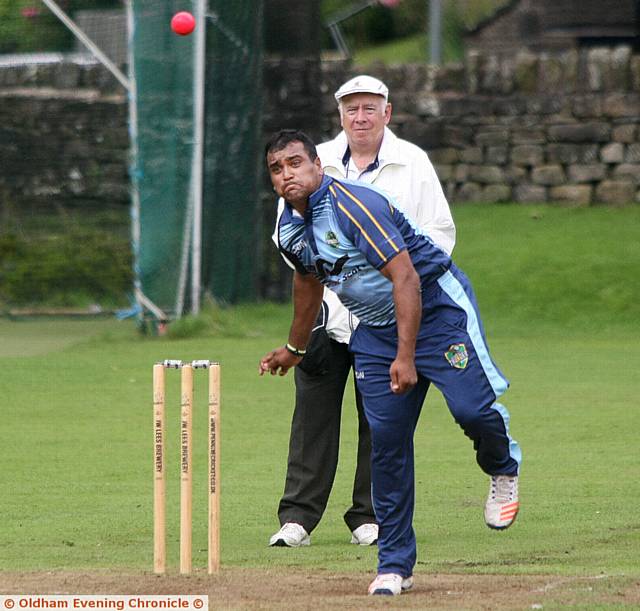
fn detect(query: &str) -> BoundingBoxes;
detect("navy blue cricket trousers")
[349,264,521,578]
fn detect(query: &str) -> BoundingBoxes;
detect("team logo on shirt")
[445,343,469,369]
[325,231,340,248]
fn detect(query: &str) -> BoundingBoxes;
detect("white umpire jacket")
[272,127,456,344]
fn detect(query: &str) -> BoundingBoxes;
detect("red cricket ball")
[171,11,196,36]
[378,0,402,7]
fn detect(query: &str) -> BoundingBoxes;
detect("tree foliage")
[0,0,122,53]
[320,0,509,52]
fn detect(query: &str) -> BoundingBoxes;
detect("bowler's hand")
[259,347,302,377]
[389,357,417,394]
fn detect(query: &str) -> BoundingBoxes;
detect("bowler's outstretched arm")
[259,271,324,376]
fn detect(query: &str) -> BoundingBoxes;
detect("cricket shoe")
[484,475,519,530]
[368,573,414,596]
[350,523,378,546]
[269,522,310,547]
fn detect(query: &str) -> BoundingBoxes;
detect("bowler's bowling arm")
[380,250,421,392]
[288,271,324,350]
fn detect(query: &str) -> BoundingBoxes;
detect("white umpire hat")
[334,75,389,103]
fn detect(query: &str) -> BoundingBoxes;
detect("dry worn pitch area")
[2,570,639,610]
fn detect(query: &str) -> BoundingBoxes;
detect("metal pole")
[429,0,442,65]
[175,185,193,318]
[40,0,130,90]
[191,0,207,315]
[125,0,142,317]
[325,0,377,58]
[326,0,376,26]
[328,23,350,58]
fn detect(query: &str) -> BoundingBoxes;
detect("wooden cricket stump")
[153,360,220,575]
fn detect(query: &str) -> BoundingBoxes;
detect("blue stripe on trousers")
[350,264,521,576]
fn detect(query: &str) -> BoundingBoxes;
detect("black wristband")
[285,343,307,357]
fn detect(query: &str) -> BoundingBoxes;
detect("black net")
[202,1,263,303]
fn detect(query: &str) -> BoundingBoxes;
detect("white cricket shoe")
[350,523,378,546]
[269,522,310,547]
[368,573,414,596]
[484,475,519,530]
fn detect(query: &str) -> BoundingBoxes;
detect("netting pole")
[40,0,130,90]
[125,0,143,321]
[428,0,442,65]
[174,182,193,318]
[125,0,168,324]
[190,0,208,315]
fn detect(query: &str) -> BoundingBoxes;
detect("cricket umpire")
[268,76,456,548]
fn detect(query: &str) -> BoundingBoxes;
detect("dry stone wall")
[0,57,126,211]
[1,46,638,220]
[314,46,640,205]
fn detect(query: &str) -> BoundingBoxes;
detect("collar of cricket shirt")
[334,127,406,176]
[308,174,333,210]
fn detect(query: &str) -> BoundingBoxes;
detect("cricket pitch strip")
[1,570,638,610]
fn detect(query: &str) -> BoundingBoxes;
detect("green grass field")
[1,205,638,603]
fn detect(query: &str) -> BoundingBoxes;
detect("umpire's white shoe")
[368,573,414,596]
[350,523,378,546]
[484,475,519,530]
[269,522,310,547]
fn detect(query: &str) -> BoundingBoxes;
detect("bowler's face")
[267,141,323,206]
[339,93,391,149]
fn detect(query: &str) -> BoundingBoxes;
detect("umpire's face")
[267,141,323,208]
[339,92,391,151]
